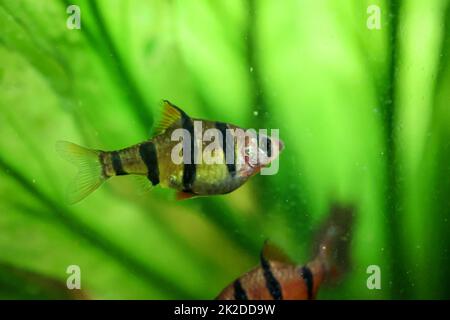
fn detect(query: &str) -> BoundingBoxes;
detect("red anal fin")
[176,191,196,201]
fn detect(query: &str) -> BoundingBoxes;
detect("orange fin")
[261,240,295,264]
[153,100,187,136]
[313,203,354,281]
[176,191,196,201]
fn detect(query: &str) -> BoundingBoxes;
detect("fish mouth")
[259,140,284,169]
[270,137,285,156]
[277,139,285,153]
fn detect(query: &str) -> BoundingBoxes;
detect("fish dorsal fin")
[261,240,295,264]
[153,100,187,136]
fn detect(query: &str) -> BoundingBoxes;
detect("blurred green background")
[0,0,449,299]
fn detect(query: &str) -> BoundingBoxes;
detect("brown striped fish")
[216,205,354,300]
[57,100,284,204]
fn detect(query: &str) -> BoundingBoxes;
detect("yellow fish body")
[57,101,284,203]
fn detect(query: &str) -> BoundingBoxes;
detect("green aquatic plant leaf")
[0,0,449,300]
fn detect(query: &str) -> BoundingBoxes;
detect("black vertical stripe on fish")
[259,136,272,158]
[233,279,248,300]
[300,266,314,299]
[260,254,283,300]
[111,151,127,176]
[181,112,196,192]
[266,137,272,157]
[215,122,236,177]
[99,152,109,178]
[139,142,160,186]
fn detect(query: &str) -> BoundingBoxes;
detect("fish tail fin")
[313,203,355,283]
[56,141,106,204]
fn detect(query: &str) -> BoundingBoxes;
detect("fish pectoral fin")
[153,100,187,136]
[133,175,155,195]
[176,191,196,201]
[261,240,296,264]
